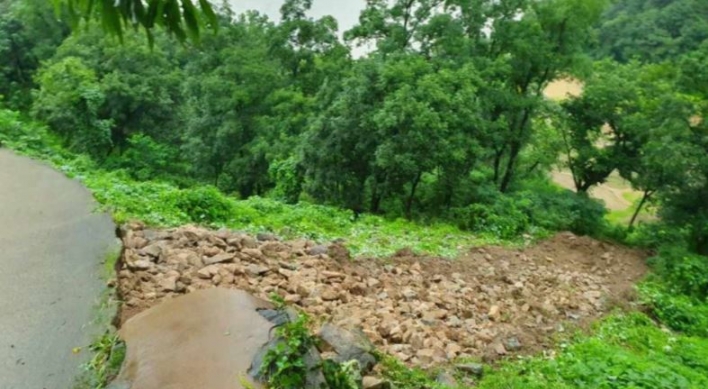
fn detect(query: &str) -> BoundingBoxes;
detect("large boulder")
[109,288,274,389]
[318,323,377,374]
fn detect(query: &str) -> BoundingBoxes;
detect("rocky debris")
[117,225,647,368]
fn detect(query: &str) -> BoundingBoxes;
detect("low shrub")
[450,186,606,239]
[638,281,708,337]
[170,186,236,225]
[649,246,708,300]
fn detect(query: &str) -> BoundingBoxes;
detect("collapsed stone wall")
[116,223,647,367]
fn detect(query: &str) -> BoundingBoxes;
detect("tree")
[180,13,283,193]
[0,0,68,108]
[54,0,218,44]
[32,56,113,157]
[557,61,644,194]
[348,0,607,192]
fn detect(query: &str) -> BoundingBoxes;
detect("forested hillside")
[2,0,708,388]
[593,0,708,63]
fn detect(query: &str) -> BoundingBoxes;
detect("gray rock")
[318,323,377,374]
[307,245,329,256]
[362,376,390,389]
[258,307,299,326]
[246,264,269,277]
[128,259,152,270]
[504,337,522,351]
[203,252,235,266]
[105,382,130,389]
[436,370,458,387]
[257,232,278,242]
[140,243,162,258]
[241,235,259,249]
[456,362,484,377]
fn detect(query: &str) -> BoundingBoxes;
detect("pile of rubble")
[116,223,647,367]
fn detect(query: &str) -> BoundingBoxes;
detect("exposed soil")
[115,224,647,368]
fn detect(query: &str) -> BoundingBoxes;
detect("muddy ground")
[115,224,647,367]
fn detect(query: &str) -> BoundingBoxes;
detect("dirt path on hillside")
[116,225,648,367]
[0,149,116,389]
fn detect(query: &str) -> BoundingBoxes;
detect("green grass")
[605,193,655,227]
[475,313,708,389]
[378,312,708,389]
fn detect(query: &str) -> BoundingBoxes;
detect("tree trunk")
[493,148,504,184]
[370,185,382,214]
[500,143,520,193]
[629,190,652,229]
[405,172,423,219]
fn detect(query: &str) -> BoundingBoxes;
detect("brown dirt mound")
[115,224,647,368]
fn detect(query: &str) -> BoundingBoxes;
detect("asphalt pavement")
[0,149,116,389]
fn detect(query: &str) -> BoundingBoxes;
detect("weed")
[260,314,317,389]
[73,332,125,389]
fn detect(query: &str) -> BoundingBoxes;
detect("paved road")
[0,149,116,389]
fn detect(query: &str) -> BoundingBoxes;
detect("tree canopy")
[1,0,707,251]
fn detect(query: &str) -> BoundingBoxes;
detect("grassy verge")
[379,312,708,389]
[72,245,124,389]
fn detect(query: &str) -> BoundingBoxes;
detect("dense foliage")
[2,0,614,235]
[593,0,708,63]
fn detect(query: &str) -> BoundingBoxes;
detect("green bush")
[650,246,708,300]
[450,187,606,239]
[170,186,236,225]
[451,198,530,239]
[639,281,708,337]
[625,223,690,249]
[104,134,188,183]
[522,190,606,236]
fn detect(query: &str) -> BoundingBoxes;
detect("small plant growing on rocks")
[73,332,125,389]
[260,314,317,389]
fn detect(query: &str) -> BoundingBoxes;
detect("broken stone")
[321,289,340,301]
[278,261,298,271]
[436,371,457,387]
[504,337,522,352]
[256,232,278,242]
[363,376,390,389]
[284,294,301,304]
[307,245,329,256]
[140,243,162,258]
[456,362,484,377]
[246,264,269,277]
[203,253,236,266]
[158,276,178,292]
[401,288,418,300]
[129,259,152,271]
[488,305,501,320]
[239,235,258,249]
